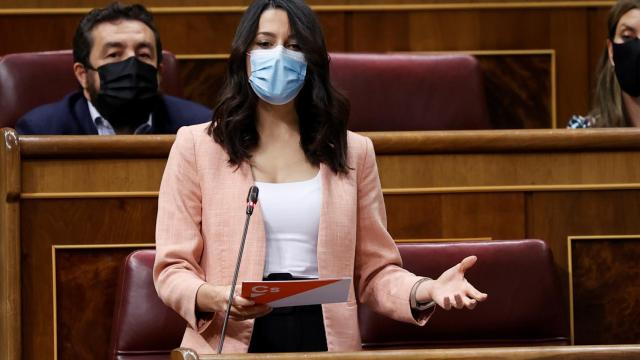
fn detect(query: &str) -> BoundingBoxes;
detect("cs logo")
[250,285,280,298]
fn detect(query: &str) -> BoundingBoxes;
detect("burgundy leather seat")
[359,239,569,349]
[0,50,182,128]
[111,242,566,356]
[109,249,186,360]
[329,53,491,131]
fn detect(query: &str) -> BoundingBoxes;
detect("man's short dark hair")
[72,2,163,68]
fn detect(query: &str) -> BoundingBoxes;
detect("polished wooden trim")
[395,237,492,243]
[568,234,640,240]
[176,49,555,59]
[566,234,640,345]
[551,50,557,129]
[363,128,640,154]
[16,183,640,200]
[173,347,199,360]
[418,49,556,56]
[0,8,92,15]
[21,191,160,199]
[175,344,640,360]
[176,54,230,60]
[51,246,57,360]
[17,129,640,159]
[0,2,616,15]
[1,129,21,202]
[294,1,618,11]
[567,235,576,346]
[383,183,640,194]
[50,243,155,360]
[52,243,155,250]
[18,134,175,158]
[0,128,21,360]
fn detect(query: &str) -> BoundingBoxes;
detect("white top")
[255,171,322,279]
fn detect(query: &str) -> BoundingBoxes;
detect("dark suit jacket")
[15,90,212,135]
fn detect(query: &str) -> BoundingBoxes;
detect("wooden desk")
[172,344,640,360]
[2,128,640,360]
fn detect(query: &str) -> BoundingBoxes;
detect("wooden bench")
[2,128,640,360]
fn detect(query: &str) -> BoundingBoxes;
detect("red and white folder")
[241,278,351,308]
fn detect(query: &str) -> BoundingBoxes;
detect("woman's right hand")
[196,283,272,321]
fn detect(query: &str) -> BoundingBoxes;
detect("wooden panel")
[155,13,240,54]
[189,344,640,360]
[550,9,590,126]
[351,9,583,126]
[20,193,640,359]
[478,54,551,128]
[385,193,525,239]
[0,12,344,55]
[0,14,230,54]
[20,198,157,360]
[180,59,228,110]
[0,14,82,54]
[403,10,550,51]
[587,8,610,93]
[10,130,640,359]
[54,247,148,360]
[21,158,167,193]
[19,134,174,157]
[375,151,640,189]
[0,0,612,7]
[569,237,640,345]
[348,12,412,52]
[21,198,157,246]
[526,190,640,328]
[18,129,640,156]
[365,128,640,153]
[170,12,345,54]
[0,129,21,360]
[526,191,640,275]
[317,13,348,52]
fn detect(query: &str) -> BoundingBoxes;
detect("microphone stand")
[217,186,259,354]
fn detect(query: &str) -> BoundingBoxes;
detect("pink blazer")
[153,123,432,354]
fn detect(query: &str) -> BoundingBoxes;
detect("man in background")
[16,3,211,135]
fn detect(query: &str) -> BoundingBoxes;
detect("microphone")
[246,185,259,215]
[217,185,259,354]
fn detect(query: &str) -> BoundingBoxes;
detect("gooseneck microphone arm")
[217,185,259,355]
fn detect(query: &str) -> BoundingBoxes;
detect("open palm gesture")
[417,255,488,310]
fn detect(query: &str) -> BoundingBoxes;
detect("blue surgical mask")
[249,45,307,105]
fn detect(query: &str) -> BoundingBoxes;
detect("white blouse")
[255,172,322,279]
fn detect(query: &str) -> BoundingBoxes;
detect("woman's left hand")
[416,255,488,310]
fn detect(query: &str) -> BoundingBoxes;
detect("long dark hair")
[208,0,350,174]
[590,0,640,127]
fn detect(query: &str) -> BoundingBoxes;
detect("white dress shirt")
[88,101,153,135]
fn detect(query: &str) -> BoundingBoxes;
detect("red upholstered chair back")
[359,239,568,348]
[329,53,491,131]
[0,50,182,129]
[109,249,186,360]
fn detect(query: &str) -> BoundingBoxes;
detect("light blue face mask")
[248,45,307,105]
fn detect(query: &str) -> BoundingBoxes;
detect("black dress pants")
[248,274,328,353]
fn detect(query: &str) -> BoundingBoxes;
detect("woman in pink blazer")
[154,0,487,354]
